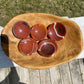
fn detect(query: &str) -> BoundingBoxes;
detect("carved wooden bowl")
[1,13,83,69]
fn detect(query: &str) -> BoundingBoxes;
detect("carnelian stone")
[38,39,57,57]
[18,38,37,55]
[31,24,47,40]
[12,21,31,39]
[48,22,66,41]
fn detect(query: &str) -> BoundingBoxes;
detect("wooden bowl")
[1,13,83,69]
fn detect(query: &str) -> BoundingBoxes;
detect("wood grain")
[29,69,40,84]
[0,68,10,84]
[15,66,30,84]
[79,59,84,84]
[1,13,83,69]
[69,59,83,84]
[40,69,51,84]
[59,63,72,84]
[49,66,61,84]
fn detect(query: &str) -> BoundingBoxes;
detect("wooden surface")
[0,59,84,84]
[1,13,83,69]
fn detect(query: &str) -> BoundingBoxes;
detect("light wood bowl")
[1,13,83,69]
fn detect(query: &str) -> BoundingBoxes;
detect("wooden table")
[0,59,84,84]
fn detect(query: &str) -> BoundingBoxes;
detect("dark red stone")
[38,39,57,57]
[48,22,66,41]
[31,24,47,41]
[18,38,37,55]
[12,21,31,39]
